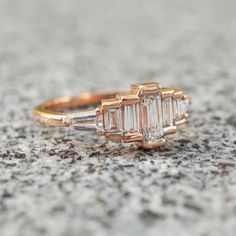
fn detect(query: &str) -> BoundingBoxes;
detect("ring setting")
[34,82,190,149]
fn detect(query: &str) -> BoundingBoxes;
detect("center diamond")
[141,94,163,142]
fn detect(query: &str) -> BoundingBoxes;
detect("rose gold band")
[33,91,122,127]
[33,82,191,149]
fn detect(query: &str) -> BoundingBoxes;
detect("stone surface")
[0,0,236,236]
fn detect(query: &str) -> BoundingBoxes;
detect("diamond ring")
[33,82,191,149]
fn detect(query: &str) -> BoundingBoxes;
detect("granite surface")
[0,0,236,236]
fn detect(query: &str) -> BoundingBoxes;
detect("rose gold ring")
[33,82,191,149]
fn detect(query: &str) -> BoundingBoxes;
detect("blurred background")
[0,0,236,236]
[1,0,236,116]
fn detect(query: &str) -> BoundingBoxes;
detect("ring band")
[33,82,191,149]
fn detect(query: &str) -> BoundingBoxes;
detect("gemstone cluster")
[96,82,190,149]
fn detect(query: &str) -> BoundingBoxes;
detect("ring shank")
[33,91,121,127]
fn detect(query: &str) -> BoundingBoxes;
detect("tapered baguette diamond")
[162,97,174,127]
[123,104,140,134]
[142,95,163,142]
[104,108,122,133]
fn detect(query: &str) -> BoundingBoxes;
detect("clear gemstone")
[173,99,181,121]
[123,104,140,134]
[104,108,122,133]
[70,111,97,131]
[142,95,163,142]
[96,113,103,132]
[179,97,190,117]
[162,97,174,127]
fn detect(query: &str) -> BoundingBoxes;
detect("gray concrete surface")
[0,0,236,236]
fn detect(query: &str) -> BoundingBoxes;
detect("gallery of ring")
[33,82,190,149]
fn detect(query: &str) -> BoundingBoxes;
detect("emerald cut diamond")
[141,95,163,142]
[162,97,174,127]
[123,104,140,134]
[104,108,122,133]
[173,98,181,121]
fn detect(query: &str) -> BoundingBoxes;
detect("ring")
[33,82,191,149]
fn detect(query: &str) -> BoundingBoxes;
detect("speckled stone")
[0,1,236,236]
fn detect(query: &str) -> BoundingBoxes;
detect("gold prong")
[101,98,121,109]
[131,82,161,96]
[120,94,140,105]
[173,89,183,98]
[95,106,103,116]
[97,130,105,136]
[138,138,166,149]
[175,118,186,126]
[160,88,175,98]
[123,133,143,143]
[105,133,123,141]
[164,126,177,135]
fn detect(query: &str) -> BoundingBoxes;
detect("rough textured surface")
[0,0,236,236]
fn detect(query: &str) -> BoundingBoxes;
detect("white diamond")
[142,95,163,142]
[162,97,174,127]
[173,99,181,121]
[96,113,103,132]
[104,108,122,133]
[123,104,140,134]
[179,97,190,118]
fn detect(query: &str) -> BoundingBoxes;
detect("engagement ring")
[33,82,191,149]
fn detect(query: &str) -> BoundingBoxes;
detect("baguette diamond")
[142,95,163,142]
[173,98,181,121]
[162,97,174,127]
[104,108,122,133]
[99,83,190,149]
